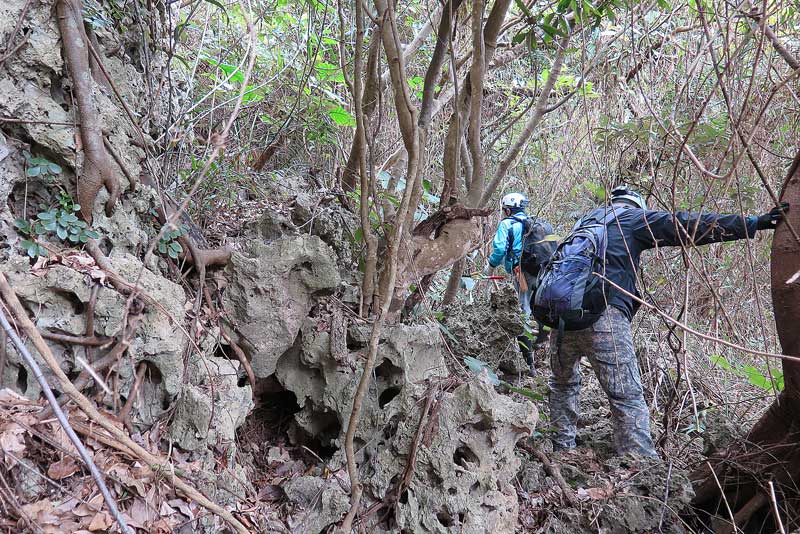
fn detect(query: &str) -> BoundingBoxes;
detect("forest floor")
[0,285,751,534]
[442,288,727,533]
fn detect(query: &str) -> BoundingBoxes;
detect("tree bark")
[57,0,120,222]
[691,150,800,531]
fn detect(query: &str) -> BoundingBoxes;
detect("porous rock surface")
[442,285,531,374]
[222,235,341,379]
[367,378,537,533]
[0,251,186,417]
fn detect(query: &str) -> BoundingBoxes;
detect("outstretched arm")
[633,209,759,249]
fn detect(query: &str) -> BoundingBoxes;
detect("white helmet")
[501,192,528,210]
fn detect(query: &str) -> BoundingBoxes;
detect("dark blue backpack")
[504,217,556,277]
[533,207,621,331]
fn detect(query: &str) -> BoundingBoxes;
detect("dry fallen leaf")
[576,484,613,501]
[167,498,193,519]
[48,456,80,480]
[88,511,113,531]
[0,423,27,467]
[21,499,60,526]
[128,497,158,527]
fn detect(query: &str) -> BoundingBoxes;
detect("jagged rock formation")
[0,3,542,532]
[274,310,538,532]
[0,252,187,416]
[442,285,533,374]
[222,234,341,379]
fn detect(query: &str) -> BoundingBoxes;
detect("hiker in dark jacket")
[549,185,789,456]
[484,192,554,376]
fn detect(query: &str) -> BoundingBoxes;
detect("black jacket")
[596,205,759,319]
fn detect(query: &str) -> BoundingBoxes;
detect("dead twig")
[0,298,132,534]
[119,361,146,432]
[518,440,579,506]
[40,331,109,346]
[0,272,251,534]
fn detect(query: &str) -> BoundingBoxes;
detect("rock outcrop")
[0,251,186,418]
[222,235,341,379]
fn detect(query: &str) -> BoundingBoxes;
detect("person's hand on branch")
[756,202,790,230]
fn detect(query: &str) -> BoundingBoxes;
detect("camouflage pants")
[548,307,656,456]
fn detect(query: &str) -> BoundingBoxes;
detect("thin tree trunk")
[340,0,422,527]
[441,258,465,306]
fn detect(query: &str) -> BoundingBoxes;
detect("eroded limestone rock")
[223,235,340,379]
[169,356,253,452]
[284,476,350,533]
[364,378,537,533]
[442,285,531,374]
[276,320,449,449]
[0,251,187,411]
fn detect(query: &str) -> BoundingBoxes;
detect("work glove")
[756,202,790,230]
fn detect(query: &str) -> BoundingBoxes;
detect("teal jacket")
[488,212,527,273]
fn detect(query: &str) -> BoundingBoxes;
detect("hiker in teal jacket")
[484,193,552,376]
[488,210,527,274]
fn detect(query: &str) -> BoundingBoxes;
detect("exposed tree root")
[56,0,120,223]
[219,326,256,392]
[103,135,137,192]
[40,332,109,346]
[119,362,146,432]
[0,272,251,534]
[518,440,579,506]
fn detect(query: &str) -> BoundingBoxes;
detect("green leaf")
[169,241,183,254]
[514,0,532,18]
[56,226,68,240]
[328,105,356,127]
[742,366,772,391]
[168,247,179,259]
[158,242,167,254]
[72,204,81,211]
[14,219,32,235]
[37,211,55,221]
[353,227,363,243]
[507,385,545,401]
[583,180,606,201]
[85,230,100,239]
[48,163,62,174]
[200,0,228,20]
[437,321,459,345]
[709,354,733,371]
[464,356,501,386]
[541,22,567,37]
[26,166,41,177]
[512,30,529,45]
[68,234,79,243]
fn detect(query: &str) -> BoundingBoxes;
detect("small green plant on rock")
[13,219,48,258]
[158,224,188,259]
[24,151,62,180]
[14,190,100,258]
